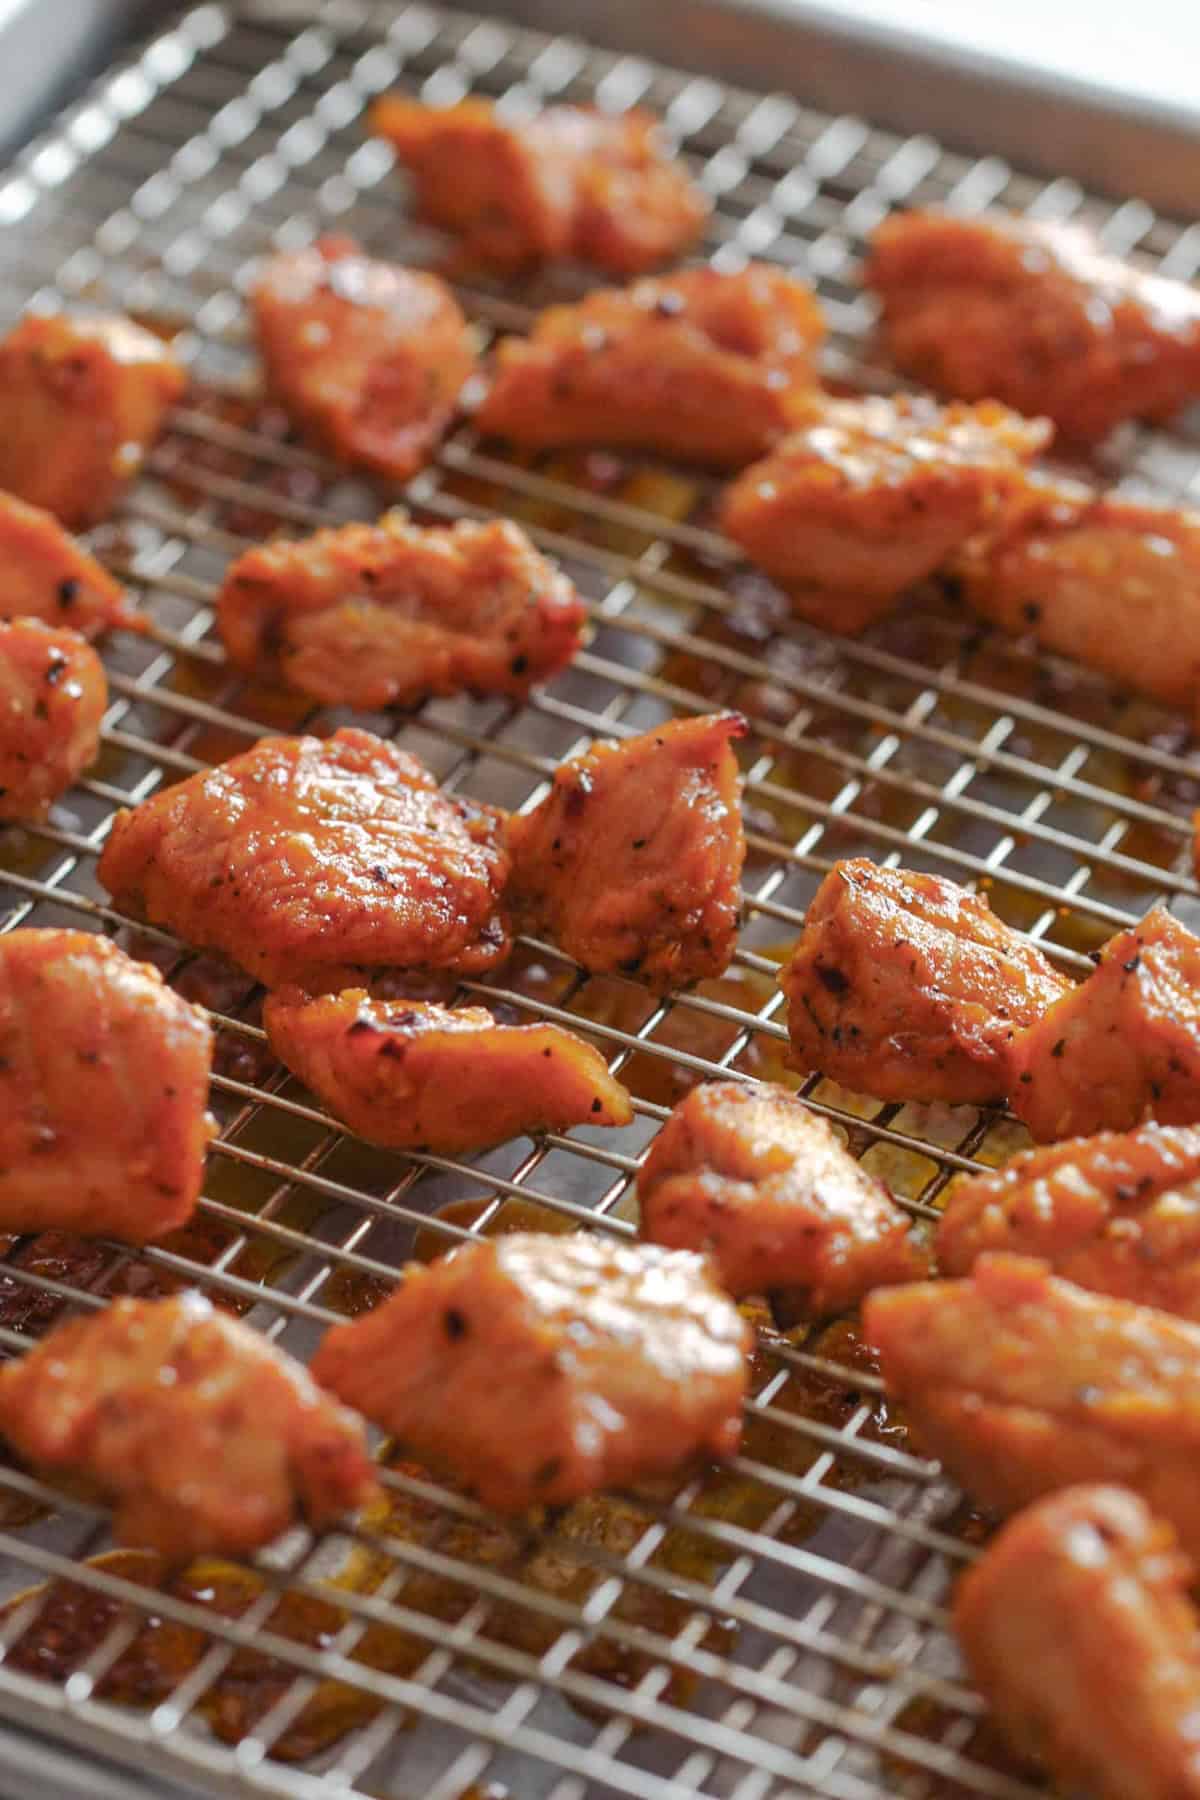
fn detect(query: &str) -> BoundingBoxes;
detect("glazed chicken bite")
[720,392,1051,632]
[252,235,474,484]
[0,620,107,821]
[311,1233,750,1512]
[217,513,586,708]
[0,1293,377,1558]
[0,493,137,637]
[475,266,825,467]
[371,96,708,274]
[1008,905,1200,1142]
[638,1080,926,1313]
[865,209,1200,444]
[97,727,511,990]
[780,860,1070,1106]
[264,988,633,1154]
[0,312,185,528]
[506,712,746,990]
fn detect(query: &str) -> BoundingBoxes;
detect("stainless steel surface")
[0,3,1196,1797]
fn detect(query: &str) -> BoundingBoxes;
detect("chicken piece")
[1008,905,1200,1142]
[0,929,212,1242]
[638,1080,927,1313]
[97,727,511,990]
[865,1253,1200,1557]
[0,620,107,821]
[252,235,474,483]
[780,860,1070,1106]
[217,512,586,708]
[506,712,746,990]
[0,1293,377,1558]
[720,392,1052,632]
[371,96,708,274]
[0,493,137,637]
[475,266,825,468]
[865,209,1200,444]
[0,313,185,528]
[312,1233,750,1512]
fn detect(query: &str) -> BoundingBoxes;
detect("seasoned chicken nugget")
[506,712,746,990]
[780,859,1070,1106]
[476,266,824,467]
[252,235,474,483]
[865,209,1200,443]
[0,1293,378,1558]
[639,1080,927,1312]
[0,313,185,528]
[0,620,107,821]
[312,1233,750,1512]
[217,513,586,708]
[0,493,137,637]
[720,392,1051,632]
[371,96,708,274]
[97,727,511,990]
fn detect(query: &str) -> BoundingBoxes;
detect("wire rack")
[0,2,1197,1796]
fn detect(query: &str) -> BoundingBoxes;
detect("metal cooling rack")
[0,2,1196,1796]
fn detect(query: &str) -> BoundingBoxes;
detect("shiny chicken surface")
[371,96,709,274]
[780,859,1070,1105]
[97,727,511,990]
[252,235,474,483]
[312,1232,751,1513]
[0,492,137,636]
[0,1293,378,1558]
[475,266,825,467]
[264,987,633,1154]
[218,512,586,708]
[0,619,107,821]
[638,1079,927,1313]
[0,930,212,1242]
[720,392,1052,632]
[865,209,1200,443]
[507,711,747,990]
[0,312,185,528]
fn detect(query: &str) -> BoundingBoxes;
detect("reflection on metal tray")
[0,3,1196,1798]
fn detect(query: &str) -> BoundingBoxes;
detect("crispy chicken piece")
[780,860,1070,1106]
[97,727,511,990]
[252,235,474,483]
[638,1080,927,1313]
[0,1293,378,1558]
[720,393,1052,632]
[371,96,709,274]
[264,987,633,1153]
[506,712,746,990]
[217,513,586,708]
[312,1233,750,1512]
[0,930,212,1242]
[0,313,185,528]
[475,266,825,467]
[0,620,107,821]
[0,493,137,636]
[1008,905,1200,1142]
[865,209,1200,444]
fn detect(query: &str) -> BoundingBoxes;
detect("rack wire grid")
[0,2,1197,1796]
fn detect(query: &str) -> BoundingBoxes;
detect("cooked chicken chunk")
[506,712,746,990]
[720,393,1052,632]
[955,1486,1200,1800]
[217,513,586,708]
[1008,905,1200,1142]
[97,727,511,990]
[0,313,185,527]
[312,1233,750,1512]
[0,620,107,821]
[0,1293,377,1558]
[371,96,709,274]
[865,209,1200,444]
[0,493,137,637]
[780,860,1070,1106]
[865,1253,1200,1557]
[475,266,825,467]
[638,1080,927,1313]
[0,930,212,1242]
[252,235,474,484]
